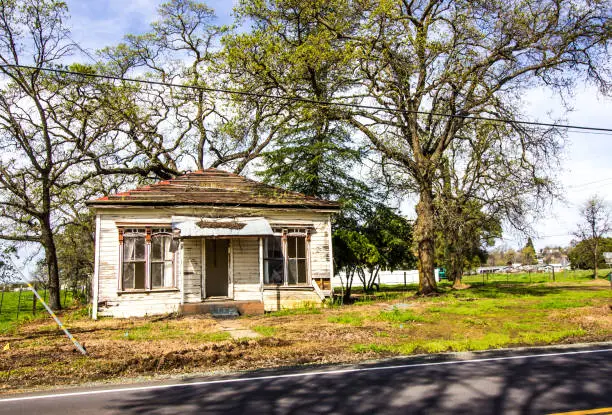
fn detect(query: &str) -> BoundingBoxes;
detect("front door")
[205,239,229,297]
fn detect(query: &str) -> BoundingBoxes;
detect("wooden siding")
[96,211,181,317]
[263,288,322,311]
[94,207,333,317]
[182,238,202,302]
[232,238,260,284]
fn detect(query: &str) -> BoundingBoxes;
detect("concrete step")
[210,306,240,318]
[180,300,264,316]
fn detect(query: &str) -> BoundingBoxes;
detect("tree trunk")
[40,215,61,310]
[415,186,437,295]
[450,252,464,289]
[343,268,355,303]
[593,239,599,279]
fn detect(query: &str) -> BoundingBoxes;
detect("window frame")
[118,226,176,292]
[263,228,311,286]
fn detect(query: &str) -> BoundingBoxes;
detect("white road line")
[1,348,610,403]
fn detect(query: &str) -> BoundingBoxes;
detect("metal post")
[26,283,87,355]
[552,266,555,282]
[16,286,22,320]
[403,271,406,288]
[0,287,4,314]
[63,287,68,308]
[32,283,37,315]
[7,257,87,355]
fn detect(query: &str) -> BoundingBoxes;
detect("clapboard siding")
[182,239,202,302]
[263,288,322,311]
[232,238,260,285]
[96,211,179,317]
[102,291,181,317]
[234,284,262,301]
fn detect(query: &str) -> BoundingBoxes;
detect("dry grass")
[0,279,610,394]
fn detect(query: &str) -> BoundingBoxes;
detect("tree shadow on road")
[107,348,612,414]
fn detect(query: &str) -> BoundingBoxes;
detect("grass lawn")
[0,289,78,333]
[0,276,610,394]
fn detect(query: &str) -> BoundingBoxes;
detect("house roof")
[86,168,340,210]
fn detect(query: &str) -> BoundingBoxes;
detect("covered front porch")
[176,216,328,313]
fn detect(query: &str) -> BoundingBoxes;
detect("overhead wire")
[1,63,612,133]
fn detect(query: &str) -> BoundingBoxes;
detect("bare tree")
[101,0,286,174]
[573,196,611,279]
[0,0,178,309]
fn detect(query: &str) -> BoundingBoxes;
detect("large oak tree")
[233,0,610,294]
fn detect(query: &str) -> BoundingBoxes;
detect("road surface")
[1,344,611,414]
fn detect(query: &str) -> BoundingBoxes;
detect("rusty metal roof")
[86,168,340,210]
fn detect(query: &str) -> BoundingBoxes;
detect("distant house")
[87,169,339,318]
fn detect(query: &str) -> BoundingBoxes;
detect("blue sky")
[64,0,612,252]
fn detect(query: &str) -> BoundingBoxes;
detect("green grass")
[327,312,364,326]
[266,304,322,317]
[0,289,78,333]
[352,328,589,355]
[116,322,231,342]
[252,325,278,336]
[461,268,611,285]
[344,275,611,356]
[376,308,427,324]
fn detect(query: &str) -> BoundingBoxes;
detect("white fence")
[332,269,439,287]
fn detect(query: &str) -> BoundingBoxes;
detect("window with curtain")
[120,227,174,291]
[264,229,309,285]
[122,229,146,289]
[151,229,174,288]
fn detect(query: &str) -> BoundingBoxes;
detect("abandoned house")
[86,168,339,318]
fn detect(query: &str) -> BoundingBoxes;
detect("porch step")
[180,300,264,316]
[210,306,240,318]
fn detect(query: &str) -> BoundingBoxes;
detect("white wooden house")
[87,169,339,318]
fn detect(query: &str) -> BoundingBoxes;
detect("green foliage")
[333,205,417,296]
[434,196,501,281]
[568,238,612,270]
[522,238,538,266]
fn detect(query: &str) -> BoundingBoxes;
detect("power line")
[2,63,612,133]
[567,177,612,188]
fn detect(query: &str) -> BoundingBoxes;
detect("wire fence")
[460,268,611,285]
[0,284,89,329]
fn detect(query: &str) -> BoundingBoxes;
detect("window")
[264,236,284,284]
[264,228,310,285]
[122,229,146,289]
[119,227,174,291]
[287,235,307,284]
[151,229,173,288]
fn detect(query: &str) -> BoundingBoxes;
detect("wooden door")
[205,239,229,297]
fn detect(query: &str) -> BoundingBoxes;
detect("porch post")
[201,238,206,299]
[92,213,101,320]
[259,237,264,302]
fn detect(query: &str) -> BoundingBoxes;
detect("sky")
[63,0,612,252]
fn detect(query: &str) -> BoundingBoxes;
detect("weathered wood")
[94,208,334,317]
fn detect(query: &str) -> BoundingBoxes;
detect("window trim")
[263,228,311,287]
[117,226,175,292]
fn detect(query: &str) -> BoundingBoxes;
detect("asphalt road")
[1,344,611,414]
